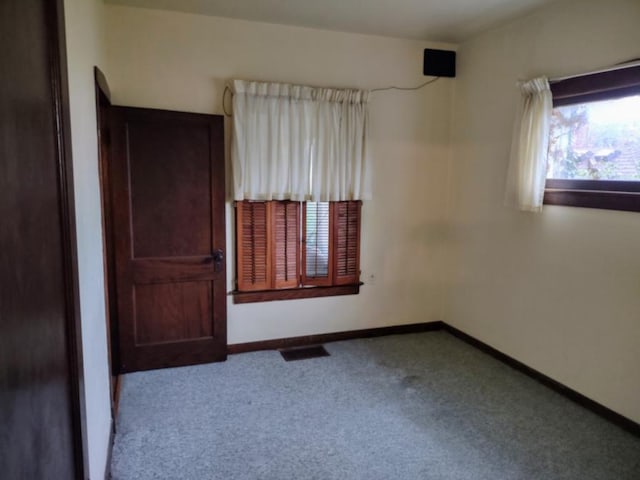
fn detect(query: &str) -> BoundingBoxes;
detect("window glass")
[547,95,640,181]
[305,202,330,278]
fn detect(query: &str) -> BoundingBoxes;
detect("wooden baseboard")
[227,321,444,354]
[228,320,639,437]
[112,374,121,417]
[441,323,640,438]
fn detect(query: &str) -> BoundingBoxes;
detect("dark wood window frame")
[232,200,362,303]
[544,64,640,212]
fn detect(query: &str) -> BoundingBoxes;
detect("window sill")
[543,189,640,212]
[231,283,362,304]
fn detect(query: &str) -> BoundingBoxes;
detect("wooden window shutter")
[236,201,271,291]
[302,202,333,286]
[333,201,361,285]
[272,201,300,289]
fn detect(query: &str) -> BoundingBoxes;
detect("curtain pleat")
[505,77,553,212]
[231,80,370,202]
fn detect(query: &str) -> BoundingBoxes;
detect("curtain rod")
[549,58,640,83]
[222,77,441,116]
[222,80,368,117]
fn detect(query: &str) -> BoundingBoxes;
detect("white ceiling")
[104,0,561,43]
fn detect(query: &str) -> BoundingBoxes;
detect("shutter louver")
[237,199,362,296]
[333,201,361,285]
[273,201,300,289]
[236,201,271,291]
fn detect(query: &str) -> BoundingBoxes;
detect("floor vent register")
[280,345,330,362]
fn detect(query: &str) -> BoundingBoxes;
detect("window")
[229,80,369,302]
[544,64,640,212]
[234,200,361,303]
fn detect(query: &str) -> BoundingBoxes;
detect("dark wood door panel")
[128,119,213,258]
[110,107,226,373]
[134,281,214,345]
[123,338,227,372]
[133,256,215,284]
[1,0,85,477]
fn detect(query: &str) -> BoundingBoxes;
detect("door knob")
[213,249,224,272]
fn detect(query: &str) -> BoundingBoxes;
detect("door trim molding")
[95,66,112,103]
[48,0,88,476]
[94,66,121,416]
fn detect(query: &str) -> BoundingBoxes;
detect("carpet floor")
[111,331,640,479]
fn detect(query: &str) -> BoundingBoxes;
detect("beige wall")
[63,0,112,477]
[446,0,640,423]
[104,6,455,344]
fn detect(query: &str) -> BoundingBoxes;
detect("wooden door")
[0,0,86,478]
[110,107,227,373]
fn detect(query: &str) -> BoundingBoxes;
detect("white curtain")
[231,80,370,202]
[505,77,553,212]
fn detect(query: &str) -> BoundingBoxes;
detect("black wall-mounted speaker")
[423,49,456,78]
